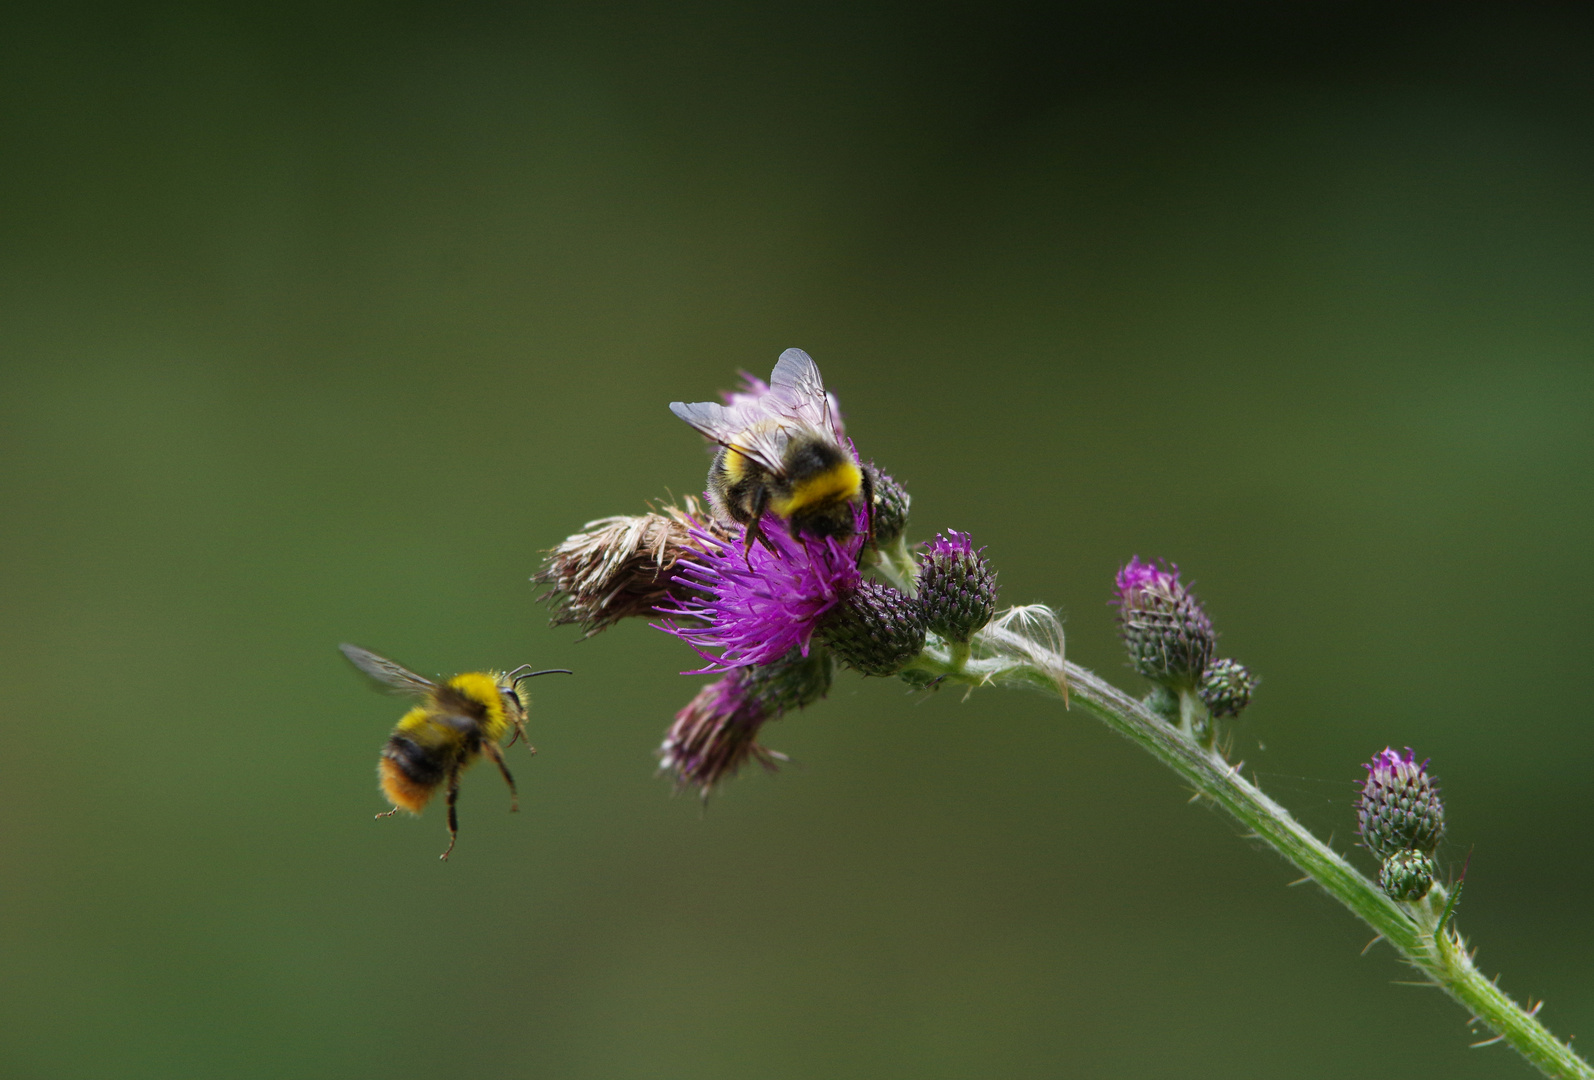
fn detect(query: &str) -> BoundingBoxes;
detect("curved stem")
[906,638,1592,1080]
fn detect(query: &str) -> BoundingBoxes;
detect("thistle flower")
[1199,658,1257,719]
[864,464,911,548]
[660,648,832,795]
[1115,556,1215,689]
[534,497,728,637]
[1357,748,1445,859]
[655,505,866,671]
[918,530,997,643]
[817,580,926,675]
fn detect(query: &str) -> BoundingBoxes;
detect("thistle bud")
[535,496,728,637]
[1114,557,1215,689]
[659,648,832,796]
[918,531,997,643]
[1199,658,1256,719]
[1379,849,1436,902]
[865,464,912,548]
[1357,748,1445,859]
[817,580,927,676]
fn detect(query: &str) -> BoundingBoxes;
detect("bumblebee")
[670,348,873,552]
[339,643,570,859]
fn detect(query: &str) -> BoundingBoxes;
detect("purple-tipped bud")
[1199,658,1256,719]
[659,649,832,796]
[1379,849,1436,902]
[1357,748,1445,859]
[918,531,998,643]
[817,580,927,676]
[864,464,911,548]
[1115,557,1215,689]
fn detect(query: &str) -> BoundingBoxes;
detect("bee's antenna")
[508,666,573,687]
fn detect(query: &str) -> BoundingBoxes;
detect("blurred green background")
[3,3,1592,1078]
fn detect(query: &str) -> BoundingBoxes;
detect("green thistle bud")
[1199,658,1256,719]
[1115,557,1216,690]
[818,580,927,676]
[1357,748,1445,859]
[918,531,998,643]
[1379,849,1436,902]
[742,647,833,714]
[865,464,911,549]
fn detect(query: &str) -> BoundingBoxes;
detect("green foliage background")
[3,4,1592,1078]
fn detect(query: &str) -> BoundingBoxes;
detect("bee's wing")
[669,399,788,474]
[767,348,845,440]
[432,712,479,734]
[340,643,436,695]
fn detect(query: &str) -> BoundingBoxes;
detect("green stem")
[908,637,1592,1080]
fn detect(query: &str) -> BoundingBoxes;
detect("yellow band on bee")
[447,671,510,740]
[771,460,862,517]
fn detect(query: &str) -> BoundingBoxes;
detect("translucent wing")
[767,349,830,422]
[668,399,789,474]
[340,643,435,695]
[431,712,479,733]
[670,348,846,474]
[669,399,741,447]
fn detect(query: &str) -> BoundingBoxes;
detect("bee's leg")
[440,769,461,860]
[375,806,401,819]
[743,487,771,558]
[505,720,538,755]
[482,739,520,813]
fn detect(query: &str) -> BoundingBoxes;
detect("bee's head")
[500,684,526,719]
[501,665,573,718]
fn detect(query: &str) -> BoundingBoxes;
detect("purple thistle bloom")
[1114,556,1215,688]
[1115,555,1181,607]
[1357,747,1445,858]
[918,530,997,644]
[723,371,770,411]
[659,671,781,794]
[659,648,833,794]
[655,505,866,672]
[924,529,979,560]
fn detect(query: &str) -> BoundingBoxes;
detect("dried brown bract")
[534,496,729,637]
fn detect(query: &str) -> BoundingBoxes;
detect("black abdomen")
[382,734,448,787]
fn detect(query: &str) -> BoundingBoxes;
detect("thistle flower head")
[534,497,727,636]
[659,648,832,795]
[918,530,997,643]
[817,580,927,676]
[1357,747,1445,858]
[655,504,866,671]
[864,464,911,548]
[1199,658,1257,719]
[1114,556,1215,689]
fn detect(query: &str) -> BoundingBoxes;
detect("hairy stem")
[907,635,1592,1080]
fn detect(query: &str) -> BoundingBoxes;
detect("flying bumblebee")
[670,348,873,552]
[339,643,570,859]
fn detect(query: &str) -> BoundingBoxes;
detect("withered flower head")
[659,648,833,796]
[534,496,729,637]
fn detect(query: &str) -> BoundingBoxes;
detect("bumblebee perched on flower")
[339,644,570,859]
[671,348,873,553]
